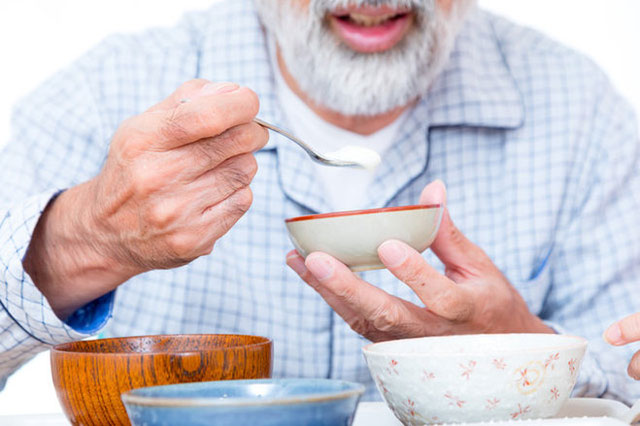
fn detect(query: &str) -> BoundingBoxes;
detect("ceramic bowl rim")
[362,333,588,358]
[121,378,366,408]
[51,334,272,357]
[284,204,442,223]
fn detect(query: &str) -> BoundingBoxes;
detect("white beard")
[254,0,476,117]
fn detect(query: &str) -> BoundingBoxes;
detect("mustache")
[311,0,432,14]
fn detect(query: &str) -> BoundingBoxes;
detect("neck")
[276,49,414,136]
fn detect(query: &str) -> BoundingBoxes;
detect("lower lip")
[329,14,413,53]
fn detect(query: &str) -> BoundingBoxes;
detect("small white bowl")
[362,334,587,425]
[285,204,443,272]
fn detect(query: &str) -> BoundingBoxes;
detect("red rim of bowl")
[284,204,442,223]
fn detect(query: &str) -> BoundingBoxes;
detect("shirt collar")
[426,8,525,129]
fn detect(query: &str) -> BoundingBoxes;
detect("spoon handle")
[253,118,358,167]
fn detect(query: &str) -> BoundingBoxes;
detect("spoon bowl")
[254,118,381,170]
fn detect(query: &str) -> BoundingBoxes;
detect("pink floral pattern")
[405,398,416,417]
[375,375,389,394]
[444,391,466,408]
[367,343,585,424]
[493,358,506,370]
[511,404,531,419]
[460,360,477,380]
[386,359,400,376]
[544,352,560,370]
[517,368,534,387]
[513,361,545,395]
[422,370,436,381]
[485,397,500,410]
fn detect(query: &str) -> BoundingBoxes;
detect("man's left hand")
[286,180,553,342]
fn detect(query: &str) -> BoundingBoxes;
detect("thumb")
[419,179,485,270]
[604,313,640,346]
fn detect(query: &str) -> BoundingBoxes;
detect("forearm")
[22,182,137,320]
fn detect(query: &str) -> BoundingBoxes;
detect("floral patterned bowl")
[362,334,587,425]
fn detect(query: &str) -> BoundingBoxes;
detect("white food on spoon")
[324,146,382,171]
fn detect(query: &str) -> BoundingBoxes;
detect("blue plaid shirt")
[1,0,639,402]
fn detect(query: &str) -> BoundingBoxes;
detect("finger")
[378,239,473,321]
[146,79,216,112]
[287,251,447,340]
[175,122,268,181]
[148,84,260,150]
[187,153,259,212]
[302,252,406,327]
[153,186,254,262]
[419,179,487,272]
[604,313,640,345]
[628,351,640,380]
[286,250,361,320]
[201,185,254,239]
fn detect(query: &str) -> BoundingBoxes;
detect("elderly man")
[1,0,639,402]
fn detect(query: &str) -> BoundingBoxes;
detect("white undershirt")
[272,49,408,211]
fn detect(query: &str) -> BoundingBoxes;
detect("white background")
[0,0,638,417]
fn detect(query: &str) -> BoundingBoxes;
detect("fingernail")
[196,82,239,97]
[286,253,308,277]
[604,323,624,345]
[306,254,334,281]
[378,240,407,268]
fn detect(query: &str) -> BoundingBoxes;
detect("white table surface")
[0,399,631,426]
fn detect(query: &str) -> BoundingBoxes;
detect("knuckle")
[251,122,270,149]
[334,284,357,305]
[166,232,197,260]
[112,118,146,158]
[371,303,402,332]
[147,202,177,229]
[244,154,259,179]
[132,166,160,195]
[161,112,191,142]
[448,225,466,247]
[231,123,268,153]
[348,317,371,337]
[192,141,220,170]
[628,352,640,380]
[225,156,257,190]
[433,290,460,318]
[181,78,209,92]
[232,186,253,213]
[401,264,425,287]
[238,87,260,117]
[201,242,215,256]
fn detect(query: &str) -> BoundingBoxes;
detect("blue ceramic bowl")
[121,378,365,426]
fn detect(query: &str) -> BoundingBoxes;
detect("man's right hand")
[23,79,268,320]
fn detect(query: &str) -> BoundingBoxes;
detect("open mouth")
[329,6,414,53]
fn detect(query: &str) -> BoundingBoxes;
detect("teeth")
[348,13,397,27]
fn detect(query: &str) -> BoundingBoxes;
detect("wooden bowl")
[50,334,272,426]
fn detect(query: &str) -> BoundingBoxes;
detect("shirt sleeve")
[0,60,115,387]
[540,77,640,404]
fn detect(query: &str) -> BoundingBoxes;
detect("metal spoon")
[254,118,379,169]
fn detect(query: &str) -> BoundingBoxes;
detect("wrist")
[24,182,138,320]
